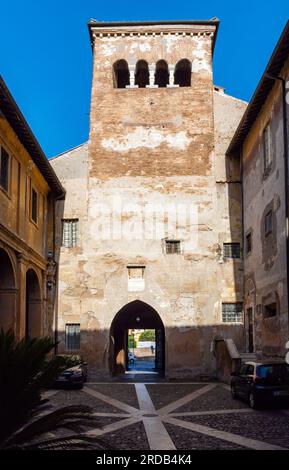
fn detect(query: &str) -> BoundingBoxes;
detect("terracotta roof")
[227,20,289,156]
[0,76,65,198]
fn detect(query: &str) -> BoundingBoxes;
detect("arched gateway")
[109,300,165,375]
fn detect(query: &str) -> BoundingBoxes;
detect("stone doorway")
[109,300,165,375]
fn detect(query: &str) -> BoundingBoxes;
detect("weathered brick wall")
[242,60,289,358]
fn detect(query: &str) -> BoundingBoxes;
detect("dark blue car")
[231,361,289,408]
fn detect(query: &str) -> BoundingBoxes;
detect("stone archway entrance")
[109,300,165,375]
[0,248,17,332]
[26,269,42,338]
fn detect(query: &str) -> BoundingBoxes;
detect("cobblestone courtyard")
[44,382,289,450]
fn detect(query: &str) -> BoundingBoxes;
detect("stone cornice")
[91,24,216,39]
[0,222,47,270]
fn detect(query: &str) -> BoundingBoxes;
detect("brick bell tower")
[80,19,243,379]
[88,19,218,179]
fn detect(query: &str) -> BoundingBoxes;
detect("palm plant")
[0,329,111,450]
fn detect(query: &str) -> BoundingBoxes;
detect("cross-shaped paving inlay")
[66,383,286,450]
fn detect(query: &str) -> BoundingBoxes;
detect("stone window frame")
[262,291,280,319]
[127,265,146,292]
[0,145,11,196]
[29,181,39,227]
[261,117,275,180]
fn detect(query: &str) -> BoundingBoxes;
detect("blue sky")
[0,1,288,158]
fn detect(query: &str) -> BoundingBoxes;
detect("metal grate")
[222,303,243,323]
[62,219,79,248]
[165,240,181,254]
[223,243,241,259]
[65,323,80,350]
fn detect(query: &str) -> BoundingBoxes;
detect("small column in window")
[126,64,138,88]
[146,65,158,88]
[167,64,179,88]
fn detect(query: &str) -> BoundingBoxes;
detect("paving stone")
[174,385,248,413]
[100,422,149,450]
[146,384,205,410]
[164,422,247,450]
[88,384,139,409]
[49,390,124,413]
[181,412,289,449]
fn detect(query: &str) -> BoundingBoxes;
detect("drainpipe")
[266,74,289,335]
[239,147,246,352]
[51,191,65,355]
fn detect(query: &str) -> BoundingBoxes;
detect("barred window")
[62,219,79,247]
[165,240,181,254]
[65,323,80,350]
[222,303,243,323]
[0,147,9,192]
[223,243,241,259]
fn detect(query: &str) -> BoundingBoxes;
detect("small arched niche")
[113,60,130,88]
[155,60,169,87]
[174,59,192,87]
[135,60,149,88]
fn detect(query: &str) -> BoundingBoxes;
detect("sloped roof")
[0,76,65,198]
[227,20,289,156]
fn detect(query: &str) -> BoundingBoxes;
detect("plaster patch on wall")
[101,127,191,151]
[127,42,151,54]
[101,43,117,57]
[164,35,181,53]
[192,57,210,73]
[171,294,196,326]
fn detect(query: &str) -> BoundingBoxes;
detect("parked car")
[54,354,88,388]
[231,361,289,408]
[128,351,136,363]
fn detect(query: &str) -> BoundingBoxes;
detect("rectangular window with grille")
[223,243,241,259]
[165,240,181,254]
[62,219,79,247]
[65,323,80,350]
[0,147,9,192]
[222,303,243,323]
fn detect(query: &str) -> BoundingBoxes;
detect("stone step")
[240,353,258,363]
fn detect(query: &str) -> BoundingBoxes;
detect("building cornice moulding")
[91,25,216,39]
